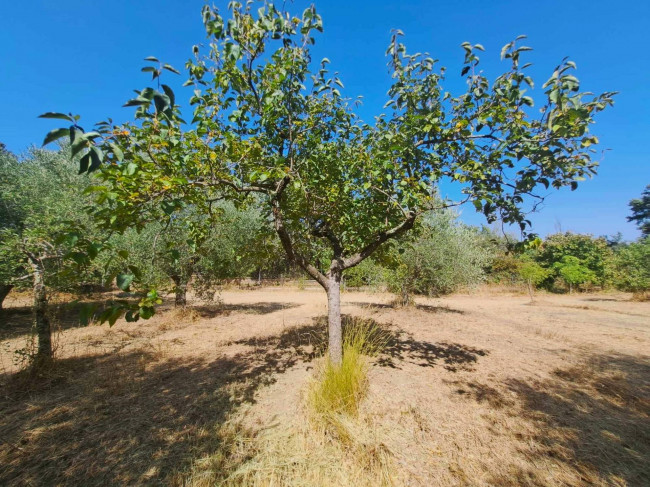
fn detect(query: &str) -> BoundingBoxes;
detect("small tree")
[613,237,649,298]
[0,148,100,361]
[553,255,595,293]
[42,3,615,364]
[537,232,612,288]
[518,256,550,301]
[389,209,492,302]
[627,185,650,236]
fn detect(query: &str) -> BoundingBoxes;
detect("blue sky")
[1,1,648,239]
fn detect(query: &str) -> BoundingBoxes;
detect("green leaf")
[144,56,160,62]
[38,112,74,122]
[123,98,150,107]
[161,84,176,107]
[42,127,69,146]
[163,64,180,75]
[125,162,137,176]
[139,306,155,319]
[116,273,134,291]
[109,142,124,162]
[88,146,103,172]
[153,93,170,113]
[78,152,91,174]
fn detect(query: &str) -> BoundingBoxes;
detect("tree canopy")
[40,2,615,364]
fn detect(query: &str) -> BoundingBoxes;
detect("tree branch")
[271,200,328,288]
[341,212,418,270]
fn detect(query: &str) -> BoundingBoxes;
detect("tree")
[41,3,615,365]
[537,232,612,288]
[627,185,650,236]
[0,148,100,361]
[612,237,649,297]
[553,255,596,293]
[518,256,550,301]
[389,209,493,303]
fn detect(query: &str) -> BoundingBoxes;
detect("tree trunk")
[171,276,188,307]
[0,284,13,310]
[527,279,534,302]
[28,255,52,361]
[326,272,343,366]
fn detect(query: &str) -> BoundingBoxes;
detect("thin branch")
[341,212,418,270]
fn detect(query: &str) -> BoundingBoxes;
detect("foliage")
[612,237,649,295]
[518,254,550,299]
[343,258,391,289]
[0,147,102,292]
[518,256,550,285]
[627,185,650,236]
[553,255,596,291]
[388,210,493,299]
[537,232,612,287]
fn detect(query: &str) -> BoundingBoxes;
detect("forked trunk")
[28,255,52,361]
[326,272,343,366]
[0,284,13,310]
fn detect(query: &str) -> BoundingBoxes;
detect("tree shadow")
[192,302,300,318]
[506,353,649,485]
[347,301,465,315]
[241,314,487,372]
[0,315,489,485]
[582,297,621,302]
[377,327,487,371]
[452,353,650,486]
[0,321,319,486]
[0,300,120,341]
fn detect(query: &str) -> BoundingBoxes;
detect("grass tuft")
[308,317,389,424]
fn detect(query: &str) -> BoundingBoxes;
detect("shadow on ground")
[453,353,650,486]
[193,301,300,318]
[0,299,128,341]
[0,314,487,485]
[347,301,465,315]
[0,328,310,486]
[231,315,487,372]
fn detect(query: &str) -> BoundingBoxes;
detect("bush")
[613,237,649,297]
[389,210,492,300]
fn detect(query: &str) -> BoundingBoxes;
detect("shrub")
[389,210,492,300]
[613,237,649,297]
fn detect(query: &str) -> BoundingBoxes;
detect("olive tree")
[42,3,614,364]
[0,148,100,361]
[389,210,493,303]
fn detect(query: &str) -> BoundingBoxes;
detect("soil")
[1,287,648,486]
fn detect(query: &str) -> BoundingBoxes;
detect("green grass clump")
[308,317,389,419]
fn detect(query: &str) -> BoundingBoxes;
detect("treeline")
[342,216,649,301]
[1,148,648,353]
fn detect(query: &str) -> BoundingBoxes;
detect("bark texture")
[326,272,343,365]
[28,255,52,360]
[171,276,188,307]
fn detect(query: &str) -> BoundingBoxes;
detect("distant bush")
[612,237,649,297]
[389,210,493,300]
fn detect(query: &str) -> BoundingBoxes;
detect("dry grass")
[308,317,389,420]
[1,289,648,486]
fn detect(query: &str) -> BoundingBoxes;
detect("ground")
[0,286,648,486]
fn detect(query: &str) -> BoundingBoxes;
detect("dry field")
[1,287,649,486]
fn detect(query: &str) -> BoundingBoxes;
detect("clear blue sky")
[1,1,648,240]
